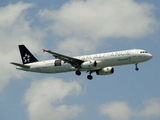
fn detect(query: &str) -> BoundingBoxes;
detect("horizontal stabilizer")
[10,62,30,68]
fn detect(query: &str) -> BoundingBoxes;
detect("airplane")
[11,45,152,80]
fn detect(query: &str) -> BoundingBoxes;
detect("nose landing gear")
[135,63,139,71]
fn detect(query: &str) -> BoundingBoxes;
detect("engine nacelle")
[96,67,114,75]
[81,61,96,69]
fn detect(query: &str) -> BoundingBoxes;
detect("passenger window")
[55,60,61,66]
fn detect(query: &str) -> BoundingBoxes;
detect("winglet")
[43,49,46,52]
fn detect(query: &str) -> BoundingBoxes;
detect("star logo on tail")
[23,54,30,63]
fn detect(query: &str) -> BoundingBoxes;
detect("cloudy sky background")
[0,0,160,120]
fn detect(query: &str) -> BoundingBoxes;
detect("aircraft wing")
[43,49,84,68]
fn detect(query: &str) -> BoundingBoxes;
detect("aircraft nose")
[147,53,152,60]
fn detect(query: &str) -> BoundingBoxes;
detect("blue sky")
[0,0,160,120]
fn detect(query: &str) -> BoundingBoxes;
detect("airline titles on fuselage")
[77,50,131,61]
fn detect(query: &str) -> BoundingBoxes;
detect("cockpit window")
[140,51,147,53]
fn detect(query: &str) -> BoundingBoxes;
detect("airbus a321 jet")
[11,45,152,80]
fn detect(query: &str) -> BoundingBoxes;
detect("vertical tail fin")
[19,45,38,64]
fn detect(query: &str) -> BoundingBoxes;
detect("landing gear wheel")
[87,75,93,80]
[75,70,81,76]
[135,63,139,71]
[135,68,139,71]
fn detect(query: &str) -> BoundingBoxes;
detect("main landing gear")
[75,70,93,80]
[87,72,93,80]
[87,75,93,80]
[75,70,81,76]
[135,63,139,71]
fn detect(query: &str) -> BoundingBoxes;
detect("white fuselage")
[17,49,152,74]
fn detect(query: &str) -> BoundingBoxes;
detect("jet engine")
[81,61,97,69]
[96,67,114,75]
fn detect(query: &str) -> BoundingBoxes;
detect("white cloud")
[0,2,46,93]
[139,98,160,117]
[98,98,160,120]
[24,77,85,120]
[99,101,133,120]
[55,37,99,55]
[0,2,32,27]
[38,0,157,54]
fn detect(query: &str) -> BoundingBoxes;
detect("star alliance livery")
[11,45,152,80]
